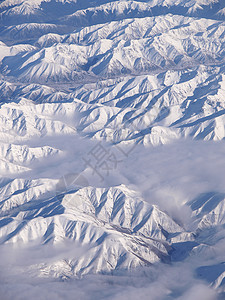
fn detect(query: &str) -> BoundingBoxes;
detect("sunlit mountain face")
[0,1,225,299]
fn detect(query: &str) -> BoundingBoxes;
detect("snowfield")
[0,0,225,299]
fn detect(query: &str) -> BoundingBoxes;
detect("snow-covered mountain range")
[1,0,225,299]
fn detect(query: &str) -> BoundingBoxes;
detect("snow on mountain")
[61,0,221,28]
[0,100,77,143]
[0,63,225,150]
[0,41,36,63]
[61,1,155,27]
[0,177,57,213]
[188,192,225,231]
[0,0,223,28]
[1,0,225,298]
[0,142,61,175]
[2,14,225,83]
[0,23,69,42]
[218,7,225,16]
[0,181,189,277]
[53,14,192,46]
